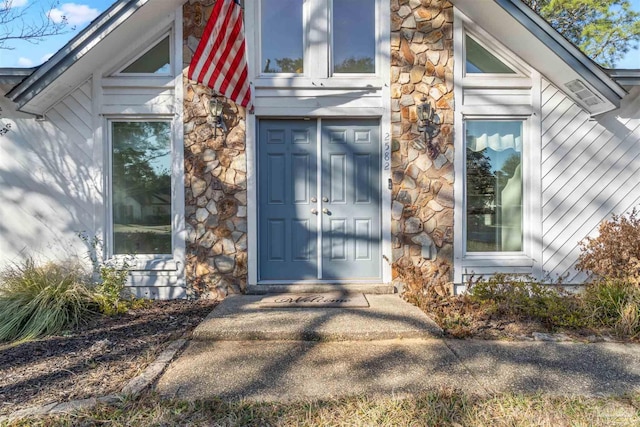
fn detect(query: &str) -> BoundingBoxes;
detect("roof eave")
[6,0,148,109]
[495,0,626,107]
[0,68,34,85]
[607,69,640,86]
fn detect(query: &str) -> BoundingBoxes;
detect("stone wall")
[390,0,455,286]
[182,0,248,299]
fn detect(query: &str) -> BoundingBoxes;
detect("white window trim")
[105,117,181,270]
[461,116,531,255]
[91,7,185,288]
[248,0,385,88]
[453,7,543,284]
[456,9,532,87]
[108,24,175,78]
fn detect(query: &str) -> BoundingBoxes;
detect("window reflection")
[333,0,375,73]
[112,122,172,254]
[261,0,304,73]
[466,121,523,252]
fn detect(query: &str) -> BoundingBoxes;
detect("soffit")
[453,0,626,115]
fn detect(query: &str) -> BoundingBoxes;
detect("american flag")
[188,0,252,108]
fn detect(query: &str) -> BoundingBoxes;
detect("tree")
[522,0,640,67]
[0,0,69,50]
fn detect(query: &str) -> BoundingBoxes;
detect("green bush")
[467,274,586,329]
[584,279,640,337]
[0,258,95,341]
[93,262,139,316]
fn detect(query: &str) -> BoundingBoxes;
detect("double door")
[258,119,381,281]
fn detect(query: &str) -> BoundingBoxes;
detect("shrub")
[584,279,640,337]
[0,258,95,341]
[467,274,586,329]
[79,232,145,315]
[93,261,140,316]
[577,209,640,282]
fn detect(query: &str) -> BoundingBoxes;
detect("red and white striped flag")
[188,0,252,108]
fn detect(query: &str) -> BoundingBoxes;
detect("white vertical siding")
[0,81,99,265]
[542,80,640,282]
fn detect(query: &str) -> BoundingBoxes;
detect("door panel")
[258,119,381,281]
[321,119,381,280]
[259,120,318,280]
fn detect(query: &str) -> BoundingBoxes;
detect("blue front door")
[258,119,381,282]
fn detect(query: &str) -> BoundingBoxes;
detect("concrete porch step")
[245,283,396,295]
[192,294,443,342]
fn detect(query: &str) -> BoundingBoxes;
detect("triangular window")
[465,35,515,74]
[120,36,171,74]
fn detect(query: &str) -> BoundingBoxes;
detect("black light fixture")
[209,97,227,137]
[416,96,441,158]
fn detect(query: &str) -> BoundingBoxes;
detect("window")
[111,121,172,255]
[120,36,171,74]
[261,0,303,73]
[332,0,375,74]
[257,0,377,77]
[465,120,523,252]
[465,35,515,74]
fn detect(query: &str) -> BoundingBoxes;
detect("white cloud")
[17,57,33,67]
[4,0,29,8]
[48,3,99,26]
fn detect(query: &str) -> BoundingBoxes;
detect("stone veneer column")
[390,0,455,287]
[182,0,248,299]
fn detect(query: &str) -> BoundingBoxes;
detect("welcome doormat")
[258,293,370,308]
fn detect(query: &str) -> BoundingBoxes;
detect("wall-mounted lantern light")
[416,96,441,158]
[209,97,227,137]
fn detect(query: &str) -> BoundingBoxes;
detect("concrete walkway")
[155,295,640,401]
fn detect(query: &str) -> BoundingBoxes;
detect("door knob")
[311,197,317,203]
[322,197,329,202]
[322,208,329,214]
[311,208,318,215]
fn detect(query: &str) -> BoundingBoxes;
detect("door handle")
[322,197,329,202]
[311,208,318,215]
[322,208,329,214]
[311,197,317,203]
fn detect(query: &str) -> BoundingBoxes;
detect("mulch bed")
[0,299,217,416]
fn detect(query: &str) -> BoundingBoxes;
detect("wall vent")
[565,79,603,107]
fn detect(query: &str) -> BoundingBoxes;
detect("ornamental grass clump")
[0,258,95,342]
[583,279,640,337]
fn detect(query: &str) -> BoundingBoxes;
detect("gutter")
[607,69,640,86]
[494,0,627,106]
[7,0,149,109]
[0,68,34,85]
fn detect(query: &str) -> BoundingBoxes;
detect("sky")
[0,0,639,69]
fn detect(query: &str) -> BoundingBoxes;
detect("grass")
[4,391,639,426]
[0,258,95,342]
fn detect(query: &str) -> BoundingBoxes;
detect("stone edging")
[0,338,188,423]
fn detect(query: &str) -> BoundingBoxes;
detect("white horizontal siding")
[542,80,640,282]
[462,88,531,106]
[101,86,175,115]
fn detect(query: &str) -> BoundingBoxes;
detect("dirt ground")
[2,294,635,417]
[0,299,217,416]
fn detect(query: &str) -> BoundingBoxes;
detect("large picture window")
[111,121,172,255]
[465,120,523,252]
